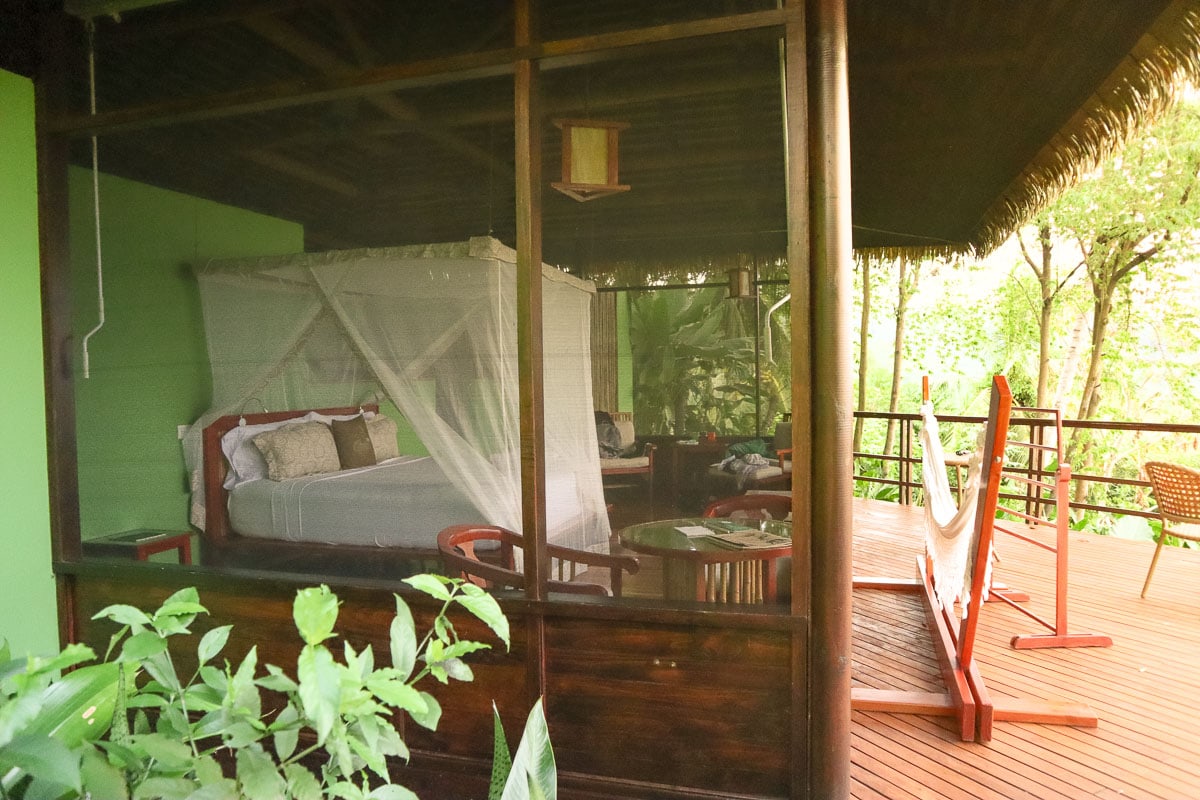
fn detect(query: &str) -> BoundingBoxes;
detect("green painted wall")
[0,69,57,657]
[69,168,305,538]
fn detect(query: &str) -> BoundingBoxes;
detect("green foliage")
[488,699,555,800]
[0,578,511,800]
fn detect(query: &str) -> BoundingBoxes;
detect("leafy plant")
[487,699,555,800]
[1,576,513,800]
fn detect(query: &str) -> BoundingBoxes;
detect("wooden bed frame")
[198,404,443,575]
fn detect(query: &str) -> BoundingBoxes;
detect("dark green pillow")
[331,416,378,469]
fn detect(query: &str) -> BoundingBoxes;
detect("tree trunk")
[853,258,871,453]
[1036,225,1054,408]
[883,255,916,463]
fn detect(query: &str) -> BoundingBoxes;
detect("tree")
[882,254,921,461]
[1015,221,1085,407]
[1051,101,1200,423]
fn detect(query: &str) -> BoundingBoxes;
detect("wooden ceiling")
[28,0,1199,271]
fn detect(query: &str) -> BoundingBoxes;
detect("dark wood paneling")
[62,565,802,799]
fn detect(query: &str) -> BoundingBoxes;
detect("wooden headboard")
[201,405,379,546]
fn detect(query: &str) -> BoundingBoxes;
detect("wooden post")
[36,7,82,649]
[514,0,548,706]
[806,0,854,796]
[783,2,812,796]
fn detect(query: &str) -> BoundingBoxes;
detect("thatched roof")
[25,0,1200,274]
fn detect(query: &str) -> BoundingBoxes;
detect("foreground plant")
[2,575,515,799]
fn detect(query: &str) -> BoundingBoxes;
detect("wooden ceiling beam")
[49,8,792,137]
[237,148,359,197]
[241,16,513,179]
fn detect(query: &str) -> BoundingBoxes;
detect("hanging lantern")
[728,267,755,299]
[551,119,630,202]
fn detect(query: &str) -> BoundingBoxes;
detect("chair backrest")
[437,524,638,597]
[703,493,792,520]
[1144,462,1200,524]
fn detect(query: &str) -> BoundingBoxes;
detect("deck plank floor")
[607,491,1200,799]
[849,497,1200,800]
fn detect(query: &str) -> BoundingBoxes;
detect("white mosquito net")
[181,237,611,554]
[919,400,988,611]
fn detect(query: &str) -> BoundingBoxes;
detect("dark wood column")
[805,0,854,797]
[35,7,82,648]
[514,0,548,707]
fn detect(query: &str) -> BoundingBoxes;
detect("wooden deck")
[849,498,1200,800]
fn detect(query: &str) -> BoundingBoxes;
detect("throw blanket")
[719,453,772,490]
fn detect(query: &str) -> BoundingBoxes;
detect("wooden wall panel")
[544,615,793,797]
[64,568,801,799]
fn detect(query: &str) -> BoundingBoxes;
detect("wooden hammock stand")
[984,394,1113,651]
[851,376,1100,742]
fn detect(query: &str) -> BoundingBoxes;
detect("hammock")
[919,400,987,612]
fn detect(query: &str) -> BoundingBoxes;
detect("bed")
[199,404,585,573]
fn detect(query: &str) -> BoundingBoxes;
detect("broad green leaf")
[193,753,225,785]
[297,645,340,744]
[389,597,417,678]
[375,719,408,761]
[236,747,286,800]
[401,574,452,602]
[271,704,300,761]
[81,746,129,800]
[441,658,474,683]
[153,600,208,620]
[222,720,265,749]
[121,630,169,662]
[199,665,226,691]
[500,698,555,800]
[28,643,96,676]
[230,647,261,719]
[293,586,340,646]
[93,604,153,628]
[256,671,298,694]
[183,779,239,800]
[453,585,510,649]
[197,625,232,665]
[133,731,192,767]
[283,763,322,800]
[367,785,420,800]
[365,677,427,715]
[1,733,81,792]
[408,691,442,731]
[327,780,366,800]
[142,650,182,694]
[29,661,127,746]
[158,587,201,609]
[347,734,388,780]
[132,776,195,800]
[488,702,512,800]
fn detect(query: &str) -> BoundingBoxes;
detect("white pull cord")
[81,21,105,379]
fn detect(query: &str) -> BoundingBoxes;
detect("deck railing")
[852,410,1200,530]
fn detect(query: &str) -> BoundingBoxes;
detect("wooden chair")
[702,493,792,521]
[437,524,639,597]
[1141,461,1200,598]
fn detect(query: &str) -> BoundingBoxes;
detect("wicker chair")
[1141,461,1200,598]
[437,524,639,598]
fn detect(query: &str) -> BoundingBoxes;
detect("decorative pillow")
[220,414,315,489]
[331,416,377,469]
[366,415,401,461]
[252,421,340,481]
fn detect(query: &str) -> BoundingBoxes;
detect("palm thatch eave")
[970,0,1200,255]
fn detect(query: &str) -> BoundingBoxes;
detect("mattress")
[227,455,588,549]
[228,456,487,548]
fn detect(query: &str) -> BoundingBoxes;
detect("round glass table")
[618,517,792,604]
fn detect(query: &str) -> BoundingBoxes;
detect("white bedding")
[227,455,585,549]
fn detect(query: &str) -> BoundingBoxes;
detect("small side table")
[83,529,193,565]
